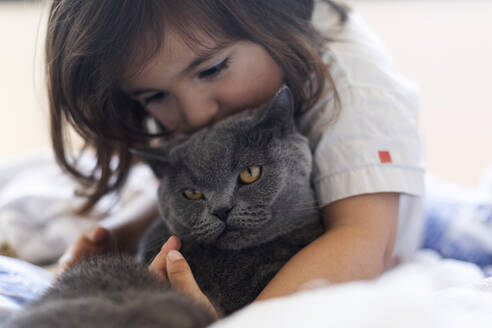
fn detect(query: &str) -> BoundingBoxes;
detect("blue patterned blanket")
[0,255,52,323]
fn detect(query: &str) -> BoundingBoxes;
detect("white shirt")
[299,3,425,263]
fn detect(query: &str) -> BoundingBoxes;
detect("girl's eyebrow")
[130,42,233,97]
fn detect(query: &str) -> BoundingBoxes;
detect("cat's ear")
[130,147,170,179]
[254,85,295,137]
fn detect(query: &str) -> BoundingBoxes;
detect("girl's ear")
[129,147,170,179]
[254,85,295,137]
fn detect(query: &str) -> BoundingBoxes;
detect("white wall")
[1,1,492,187]
[353,0,492,187]
[0,2,50,160]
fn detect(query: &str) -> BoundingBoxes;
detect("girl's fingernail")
[167,250,183,263]
[161,236,173,250]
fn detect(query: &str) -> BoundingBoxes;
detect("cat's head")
[134,87,317,250]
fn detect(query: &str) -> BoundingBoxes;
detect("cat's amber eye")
[239,165,262,184]
[183,189,204,200]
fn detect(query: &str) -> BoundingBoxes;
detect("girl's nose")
[179,94,219,131]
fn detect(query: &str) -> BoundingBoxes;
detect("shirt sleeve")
[300,10,425,208]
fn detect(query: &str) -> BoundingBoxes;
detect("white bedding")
[1,250,491,327]
[2,154,492,326]
[213,250,492,328]
[0,153,157,264]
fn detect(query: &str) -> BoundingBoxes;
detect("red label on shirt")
[378,150,392,163]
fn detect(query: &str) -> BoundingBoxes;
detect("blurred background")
[1,0,492,188]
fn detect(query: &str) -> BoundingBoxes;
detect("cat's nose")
[212,206,233,222]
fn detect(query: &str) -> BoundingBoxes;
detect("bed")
[2,154,492,326]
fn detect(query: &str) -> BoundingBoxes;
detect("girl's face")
[122,30,284,134]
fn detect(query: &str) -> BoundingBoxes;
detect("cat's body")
[137,87,324,314]
[4,255,215,328]
[140,218,323,313]
[6,87,324,326]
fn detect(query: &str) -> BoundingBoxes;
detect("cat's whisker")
[273,200,319,206]
[276,200,319,206]
[144,237,172,252]
[274,206,320,212]
[284,200,318,205]
[276,205,319,210]
[143,221,218,251]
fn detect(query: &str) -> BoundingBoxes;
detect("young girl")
[47,0,424,314]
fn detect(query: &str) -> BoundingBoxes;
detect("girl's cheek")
[233,59,284,109]
[219,70,284,112]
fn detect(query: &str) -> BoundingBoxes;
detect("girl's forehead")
[121,28,232,90]
[122,29,233,89]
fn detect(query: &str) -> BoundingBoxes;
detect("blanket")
[213,250,491,328]
[0,255,52,323]
[0,153,157,264]
[2,153,492,326]
[1,250,491,327]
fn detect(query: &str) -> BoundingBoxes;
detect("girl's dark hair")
[46,0,349,213]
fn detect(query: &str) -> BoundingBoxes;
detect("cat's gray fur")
[137,87,324,314]
[4,255,215,328]
[4,87,323,327]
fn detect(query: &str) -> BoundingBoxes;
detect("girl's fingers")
[166,250,219,318]
[86,226,110,244]
[57,233,96,275]
[57,226,114,276]
[148,236,181,282]
[56,243,79,275]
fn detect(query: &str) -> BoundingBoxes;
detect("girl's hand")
[149,236,220,319]
[57,226,116,275]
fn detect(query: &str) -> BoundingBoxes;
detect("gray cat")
[4,255,215,328]
[137,86,324,315]
[4,87,323,327]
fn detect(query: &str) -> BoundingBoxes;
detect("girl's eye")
[143,91,167,105]
[198,57,230,79]
[239,166,262,184]
[183,189,204,200]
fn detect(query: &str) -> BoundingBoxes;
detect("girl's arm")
[137,192,399,313]
[254,192,399,301]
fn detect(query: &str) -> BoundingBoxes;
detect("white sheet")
[3,154,492,326]
[212,250,491,328]
[2,250,490,327]
[0,255,53,323]
[0,153,157,264]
